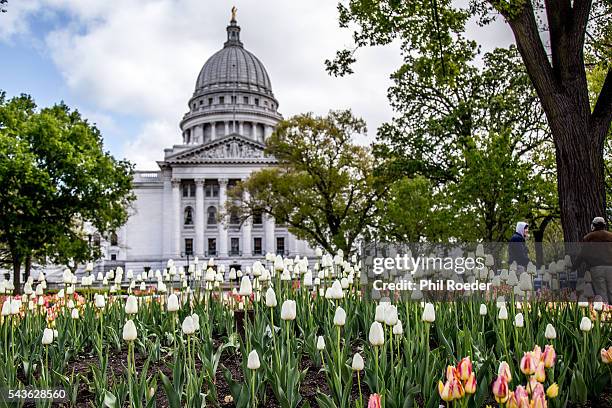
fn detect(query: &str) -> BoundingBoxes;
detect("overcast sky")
[0,0,514,169]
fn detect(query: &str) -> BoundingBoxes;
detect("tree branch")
[591,68,612,141]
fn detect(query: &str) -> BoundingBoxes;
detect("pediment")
[164,134,273,164]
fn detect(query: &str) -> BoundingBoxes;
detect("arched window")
[184,206,194,225]
[207,206,217,225]
[110,232,118,246]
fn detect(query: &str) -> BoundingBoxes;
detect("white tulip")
[71,308,79,319]
[182,316,196,335]
[498,305,508,320]
[280,300,297,321]
[42,328,54,345]
[1,299,10,316]
[514,312,524,328]
[479,304,487,316]
[303,272,313,287]
[316,335,325,351]
[392,320,403,335]
[247,350,260,370]
[265,287,277,307]
[239,276,253,297]
[122,320,137,342]
[375,303,388,323]
[94,294,105,309]
[422,303,435,323]
[67,299,75,309]
[334,306,346,326]
[351,353,364,371]
[167,294,180,312]
[125,295,138,315]
[579,316,592,332]
[544,323,556,339]
[593,301,603,311]
[369,321,385,346]
[192,314,200,331]
[384,305,398,326]
[315,248,323,257]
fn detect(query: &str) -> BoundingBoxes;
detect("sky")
[0,0,514,170]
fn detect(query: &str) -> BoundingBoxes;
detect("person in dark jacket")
[508,221,530,269]
[575,217,612,302]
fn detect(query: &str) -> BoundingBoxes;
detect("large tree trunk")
[12,253,21,295]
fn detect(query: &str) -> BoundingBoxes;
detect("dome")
[194,19,274,97]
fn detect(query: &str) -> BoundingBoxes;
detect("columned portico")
[264,214,275,254]
[195,178,205,256]
[171,178,181,257]
[242,189,252,256]
[218,178,229,257]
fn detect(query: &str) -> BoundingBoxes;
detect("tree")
[227,110,391,255]
[0,92,134,292]
[327,0,612,242]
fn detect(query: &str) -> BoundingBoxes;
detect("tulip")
[374,303,388,322]
[546,383,559,398]
[167,294,180,312]
[352,353,364,371]
[542,344,556,368]
[506,391,519,408]
[464,372,477,394]
[392,320,403,335]
[1,299,10,316]
[369,321,385,346]
[544,323,557,339]
[520,352,537,375]
[498,361,512,382]
[438,380,453,402]
[534,361,546,382]
[239,276,253,296]
[42,328,54,345]
[531,384,547,408]
[514,312,524,328]
[579,316,592,332]
[181,316,195,335]
[125,295,138,315]
[247,350,260,370]
[479,303,487,315]
[422,302,435,322]
[280,300,296,321]
[94,294,105,309]
[457,356,472,381]
[498,305,508,320]
[492,375,509,403]
[71,309,79,319]
[450,378,465,400]
[446,365,458,382]
[333,306,346,326]
[601,347,612,364]
[384,304,398,326]
[513,386,529,408]
[122,320,137,342]
[367,394,382,408]
[316,336,325,351]
[265,287,277,307]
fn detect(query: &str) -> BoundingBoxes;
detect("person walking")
[575,217,612,303]
[508,221,530,270]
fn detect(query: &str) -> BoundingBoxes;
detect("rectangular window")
[253,237,262,255]
[207,238,216,256]
[219,96,225,104]
[208,98,213,105]
[276,237,285,255]
[199,100,203,105]
[252,210,263,225]
[243,96,249,104]
[230,237,240,255]
[185,238,193,255]
[110,254,117,261]
[205,182,219,198]
[231,95,236,104]
[254,98,259,106]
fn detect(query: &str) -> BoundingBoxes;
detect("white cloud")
[124,119,175,169]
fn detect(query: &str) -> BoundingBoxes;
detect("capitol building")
[94,13,313,274]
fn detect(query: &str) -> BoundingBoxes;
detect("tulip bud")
[42,328,54,345]
[239,276,253,296]
[438,381,453,402]
[601,347,612,364]
[369,321,385,346]
[181,316,195,335]
[71,309,79,319]
[498,305,508,320]
[351,353,364,371]
[265,287,277,307]
[579,316,592,332]
[546,383,559,399]
[464,372,477,394]
[520,352,536,375]
[125,295,138,315]
[479,303,487,316]
[422,302,435,323]
[498,361,512,382]
[544,323,557,339]
[333,306,346,326]
[374,303,387,322]
[492,375,509,403]
[457,357,472,381]
[280,300,296,321]
[392,320,403,335]
[514,312,524,328]
[384,304,398,326]
[542,344,556,368]
[167,294,180,312]
[316,335,325,351]
[94,294,106,309]
[122,320,137,342]
[534,361,546,382]
[247,350,260,370]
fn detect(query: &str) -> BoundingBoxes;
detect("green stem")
[251,369,257,408]
[357,370,363,408]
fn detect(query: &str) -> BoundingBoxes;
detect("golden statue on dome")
[231,6,237,22]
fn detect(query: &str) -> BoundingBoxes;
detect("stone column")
[264,214,275,255]
[162,171,173,259]
[218,178,228,257]
[195,178,205,257]
[289,233,299,256]
[239,121,244,136]
[172,178,181,257]
[211,122,216,140]
[224,121,229,136]
[242,189,252,256]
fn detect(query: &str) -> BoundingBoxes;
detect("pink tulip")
[520,352,537,375]
[368,393,382,408]
[542,345,556,368]
[498,361,512,382]
[464,372,477,394]
[457,357,472,381]
[492,375,509,403]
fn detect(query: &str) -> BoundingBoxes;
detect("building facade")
[95,14,313,274]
